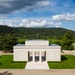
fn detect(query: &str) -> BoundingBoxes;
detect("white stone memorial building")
[13,40,61,62]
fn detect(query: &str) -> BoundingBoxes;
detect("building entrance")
[28,51,46,62]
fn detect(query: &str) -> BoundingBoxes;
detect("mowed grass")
[0,55,75,69]
[0,55,26,69]
[48,55,75,69]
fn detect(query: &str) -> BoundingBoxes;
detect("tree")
[0,36,3,50]
[0,34,18,52]
[62,30,74,50]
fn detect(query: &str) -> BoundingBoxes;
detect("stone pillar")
[45,51,46,61]
[33,51,35,62]
[39,51,41,62]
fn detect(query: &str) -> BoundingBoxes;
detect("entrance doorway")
[28,51,46,62]
[42,51,46,62]
[35,51,39,62]
[28,51,33,62]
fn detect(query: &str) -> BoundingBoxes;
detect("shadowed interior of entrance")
[28,51,46,62]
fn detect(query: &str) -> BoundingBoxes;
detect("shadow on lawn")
[0,56,1,59]
[0,71,12,75]
[0,63,2,65]
[11,61,27,63]
[61,55,68,61]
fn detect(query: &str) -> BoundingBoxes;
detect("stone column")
[33,51,35,62]
[39,51,41,62]
[45,51,46,61]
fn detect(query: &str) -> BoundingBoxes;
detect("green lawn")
[0,55,75,69]
[0,55,26,69]
[48,55,75,69]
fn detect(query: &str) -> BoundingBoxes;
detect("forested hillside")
[0,25,75,39]
[0,25,14,35]
[0,25,75,51]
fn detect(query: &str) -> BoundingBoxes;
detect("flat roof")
[15,44,60,46]
[25,40,49,42]
[25,39,49,46]
[15,44,25,46]
[14,44,61,49]
[50,44,60,46]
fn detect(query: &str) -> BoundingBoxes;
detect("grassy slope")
[0,55,26,69]
[48,55,75,69]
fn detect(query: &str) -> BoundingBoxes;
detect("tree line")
[0,25,75,39]
[0,25,75,51]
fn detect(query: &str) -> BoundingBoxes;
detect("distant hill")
[0,25,75,39]
[0,25,14,35]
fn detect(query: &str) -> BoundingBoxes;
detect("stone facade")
[13,40,61,62]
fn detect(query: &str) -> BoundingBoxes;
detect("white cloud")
[0,21,14,27]
[0,15,7,18]
[36,1,50,7]
[0,18,62,28]
[23,1,50,11]
[0,0,50,14]
[52,13,75,21]
[0,19,20,27]
[20,19,62,28]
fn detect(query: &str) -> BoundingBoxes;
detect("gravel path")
[0,69,75,75]
[61,50,75,56]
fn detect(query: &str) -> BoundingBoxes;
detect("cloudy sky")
[0,0,75,31]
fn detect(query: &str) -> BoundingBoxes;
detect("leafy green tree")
[0,36,3,50]
[62,30,74,50]
[0,34,18,51]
